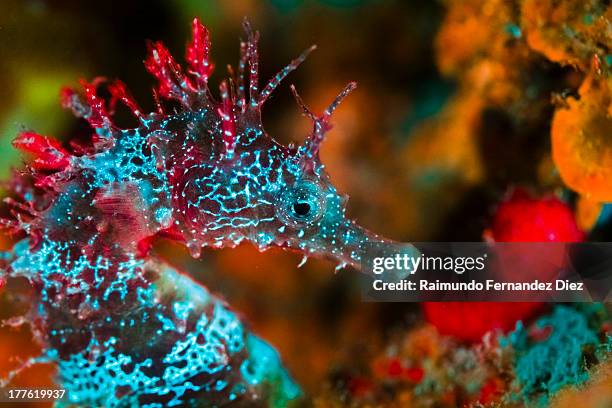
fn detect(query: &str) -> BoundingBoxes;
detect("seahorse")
[0,18,415,407]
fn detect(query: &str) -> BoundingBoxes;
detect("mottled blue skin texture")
[8,240,298,407]
[160,107,375,266]
[0,18,413,407]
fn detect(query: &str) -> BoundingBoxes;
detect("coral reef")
[502,305,604,403]
[315,305,610,407]
[316,0,612,405]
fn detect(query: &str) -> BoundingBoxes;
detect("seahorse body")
[0,18,414,406]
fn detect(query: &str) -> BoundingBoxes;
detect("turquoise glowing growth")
[0,17,412,406]
[503,305,604,406]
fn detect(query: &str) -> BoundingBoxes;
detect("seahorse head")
[15,18,408,271]
[152,19,394,269]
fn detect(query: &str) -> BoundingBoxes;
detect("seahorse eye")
[276,181,325,226]
[292,201,311,217]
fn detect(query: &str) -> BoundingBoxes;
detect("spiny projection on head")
[0,18,416,406]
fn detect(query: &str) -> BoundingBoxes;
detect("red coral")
[490,189,585,242]
[476,377,505,404]
[424,189,584,342]
[372,357,424,383]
